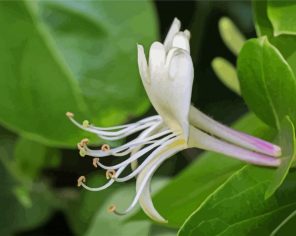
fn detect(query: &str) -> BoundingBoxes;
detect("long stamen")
[95,133,177,170]
[114,137,179,182]
[66,112,161,140]
[82,129,172,158]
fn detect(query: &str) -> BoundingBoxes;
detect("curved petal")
[137,44,149,84]
[136,138,186,223]
[164,17,181,52]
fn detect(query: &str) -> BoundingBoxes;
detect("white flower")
[67,18,281,223]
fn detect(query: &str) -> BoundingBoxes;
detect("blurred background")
[0,1,255,235]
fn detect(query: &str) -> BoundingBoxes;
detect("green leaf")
[178,166,296,236]
[237,37,296,129]
[271,210,296,236]
[211,57,241,95]
[0,131,56,235]
[0,0,157,147]
[129,113,275,228]
[252,0,296,75]
[14,137,60,181]
[267,1,296,36]
[218,17,246,56]
[265,116,296,198]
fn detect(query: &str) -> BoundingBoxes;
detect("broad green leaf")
[0,130,56,235]
[252,0,296,75]
[218,17,246,56]
[178,166,296,236]
[265,116,296,198]
[237,37,296,129]
[211,57,241,95]
[13,137,61,181]
[129,113,275,228]
[0,0,157,147]
[267,1,296,36]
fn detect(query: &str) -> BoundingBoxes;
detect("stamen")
[108,204,117,213]
[77,176,86,187]
[106,169,116,179]
[114,137,179,182]
[96,133,177,170]
[66,112,74,118]
[93,158,99,168]
[101,144,110,152]
[67,114,162,141]
[84,129,172,158]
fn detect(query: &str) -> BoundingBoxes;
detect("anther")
[101,144,110,152]
[80,138,89,146]
[66,112,74,118]
[92,158,99,168]
[82,120,90,128]
[107,204,116,213]
[106,169,116,179]
[79,149,86,157]
[77,143,83,150]
[77,176,86,187]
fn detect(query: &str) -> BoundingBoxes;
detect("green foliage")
[252,0,296,75]
[1,0,296,235]
[0,130,57,235]
[178,166,296,236]
[265,116,296,198]
[237,37,296,129]
[267,1,296,36]
[0,0,157,147]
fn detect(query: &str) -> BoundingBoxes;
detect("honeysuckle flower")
[66,18,282,223]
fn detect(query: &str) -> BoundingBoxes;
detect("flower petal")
[172,32,190,52]
[164,17,181,52]
[137,44,149,84]
[137,138,186,223]
[149,42,166,79]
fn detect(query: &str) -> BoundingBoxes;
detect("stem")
[188,126,280,167]
[189,106,281,157]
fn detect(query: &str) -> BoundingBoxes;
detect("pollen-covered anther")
[107,204,116,213]
[82,120,90,128]
[66,112,74,118]
[79,148,87,157]
[92,158,100,168]
[106,169,116,180]
[101,144,110,152]
[77,176,86,187]
[80,138,89,146]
